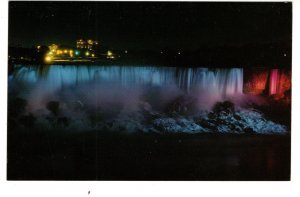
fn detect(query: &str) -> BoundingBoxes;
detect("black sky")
[8,1,292,50]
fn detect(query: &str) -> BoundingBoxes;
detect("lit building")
[49,44,58,52]
[36,45,41,52]
[106,50,115,59]
[44,40,100,63]
[76,39,99,51]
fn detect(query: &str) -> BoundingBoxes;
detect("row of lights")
[45,49,97,62]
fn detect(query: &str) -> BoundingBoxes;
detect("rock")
[165,95,198,115]
[46,116,56,126]
[153,118,182,133]
[111,118,143,132]
[196,118,216,131]
[9,97,27,116]
[153,117,208,133]
[57,116,70,127]
[68,100,84,111]
[141,127,159,133]
[176,118,208,133]
[212,101,235,114]
[89,112,103,127]
[236,110,287,134]
[44,115,70,128]
[244,127,254,134]
[138,101,152,112]
[100,102,123,120]
[46,101,60,116]
[194,106,287,134]
[216,124,232,133]
[233,114,242,120]
[19,114,36,128]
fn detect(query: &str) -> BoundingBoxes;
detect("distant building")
[76,39,99,51]
[49,44,59,52]
[43,40,100,63]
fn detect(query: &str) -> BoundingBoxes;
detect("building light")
[64,50,68,54]
[49,44,58,52]
[87,39,93,44]
[75,51,80,55]
[56,50,60,55]
[85,51,90,56]
[91,54,95,57]
[45,56,52,62]
[107,50,113,56]
[125,50,128,54]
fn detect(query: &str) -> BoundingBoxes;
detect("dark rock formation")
[46,101,60,116]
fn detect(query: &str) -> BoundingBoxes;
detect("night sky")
[9,1,292,50]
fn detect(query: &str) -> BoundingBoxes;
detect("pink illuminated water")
[269,69,280,95]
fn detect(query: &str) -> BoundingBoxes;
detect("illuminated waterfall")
[11,65,244,98]
[177,68,243,95]
[269,69,280,95]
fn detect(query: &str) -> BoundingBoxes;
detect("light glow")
[107,50,113,56]
[45,56,52,62]
[269,69,279,95]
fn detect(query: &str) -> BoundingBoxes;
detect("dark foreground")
[7,130,290,180]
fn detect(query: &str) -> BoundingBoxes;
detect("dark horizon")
[9,1,292,50]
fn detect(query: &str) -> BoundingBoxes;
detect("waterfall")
[11,65,244,99]
[269,69,280,95]
[176,68,243,95]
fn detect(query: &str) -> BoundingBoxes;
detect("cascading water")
[11,65,243,97]
[243,68,291,99]
[269,69,280,95]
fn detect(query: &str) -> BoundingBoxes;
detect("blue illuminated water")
[11,65,243,94]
